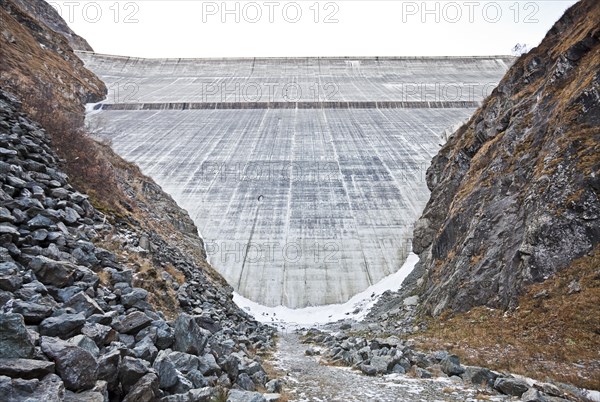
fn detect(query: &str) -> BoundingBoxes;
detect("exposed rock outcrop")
[8,0,93,51]
[0,0,105,115]
[407,0,599,315]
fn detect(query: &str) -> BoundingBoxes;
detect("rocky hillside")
[407,0,599,316]
[0,0,105,115]
[0,90,277,401]
[0,0,282,400]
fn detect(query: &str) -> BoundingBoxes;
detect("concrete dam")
[80,53,513,308]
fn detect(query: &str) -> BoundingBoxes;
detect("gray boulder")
[64,292,103,317]
[461,365,498,387]
[132,336,158,362]
[186,370,208,388]
[81,322,117,346]
[0,358,55,379]
[236,372,255,391]
[39,313,86,338]
[29,256,76,287]
[121,288,148,309]
[168,351,200,374]
[152,350,179,389]
[173,314,210,355]
[152,320,174,349]
[160,387,214,402]
[411,366,433,379]
[0,262,22,291]
[0,373,65,402]
[494,377,529,397]
[68,335,100,358]
[119,356,150,394]
[522,388,548,402]
[440,354,465,376]
[359,363,377,376]
[370,355,393,374]
[0,313,35,358]
[123,373,159,402]
[41,336,98,391]
[10,299,53,324]
[97,349,121,391]
[64,389,105,402]
[114,311,153,335]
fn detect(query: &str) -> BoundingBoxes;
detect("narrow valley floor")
[270,333,510,402]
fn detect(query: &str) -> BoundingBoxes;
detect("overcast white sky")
[48,0,578,58]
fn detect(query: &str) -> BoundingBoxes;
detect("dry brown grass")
[256,349,291,401]
[132,260,181,321]
[96,236,183,320]
[19,85,128,216]
[97,269,111,287]
[412,246,600,390]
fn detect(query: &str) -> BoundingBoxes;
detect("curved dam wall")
[80,53,512,308]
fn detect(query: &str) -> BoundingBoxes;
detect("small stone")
[521,388,547,402]
[265,379,282,393]
[0,207,15,223]
[567,280,581,294]
[0,223,19,239]
[27,214,55,230]
[50,188,69,200]
[227,389,267,402]
[403,296,419,306]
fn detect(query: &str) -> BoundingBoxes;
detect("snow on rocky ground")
[233,253,418,330]
[273,333,510,402]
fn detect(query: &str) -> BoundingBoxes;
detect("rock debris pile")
[301,328,589,402]
[0,90,279,402]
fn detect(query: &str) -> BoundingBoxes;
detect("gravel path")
[271,333,509,402]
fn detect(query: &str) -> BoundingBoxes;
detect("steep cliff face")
[0,0,105,115]
[412,0,600,316]
[9,0,93,51]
